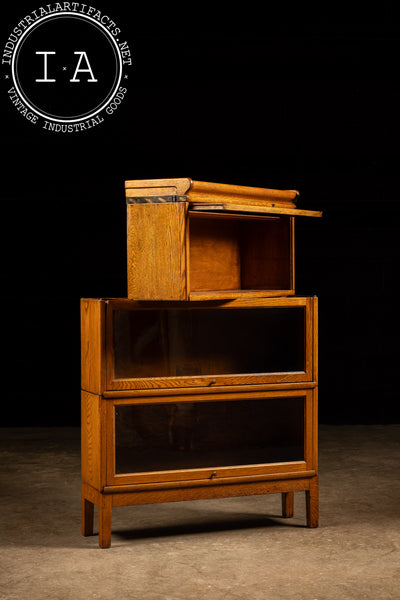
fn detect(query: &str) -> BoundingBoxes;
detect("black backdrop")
[1,2,399,426]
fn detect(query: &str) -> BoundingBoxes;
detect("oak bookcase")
[81,178,321,548]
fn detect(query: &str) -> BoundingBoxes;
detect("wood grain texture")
[105,399,115,488]
[127,203,188,300]
[189,290,295,300]
[125,177,192,196]
[304,389,314,467]
[80,298,106,395]
[105,467,314,490]
[108,387,312,405]
[106,472,316,494]
[81,483,113,547]
[111,477,313,507]
[188,217,241,291]
[313,296,319,382]
[99,494,113,548]
[102,381,317,399]
[124,178,299,206]
[312,386,319,473]
[187,180,299,206]
[81,391,102,490]
[107,372,312,391]
[81,482,98,538]
[189,202,322,217]
[305,297,314,378]
[306,475,319,527]
[81,496,94,536]
[312,298,319,473]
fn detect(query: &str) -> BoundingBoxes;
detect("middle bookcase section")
[101,297,317,392]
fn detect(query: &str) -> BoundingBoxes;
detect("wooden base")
[82,476,319,548]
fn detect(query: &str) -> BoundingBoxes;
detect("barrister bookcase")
[81,178,321,548]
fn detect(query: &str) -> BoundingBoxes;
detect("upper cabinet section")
[125,178,322,301]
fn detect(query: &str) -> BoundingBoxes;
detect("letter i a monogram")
[35,51,98,82]
[70,52,98,82]
[35,51,56,82]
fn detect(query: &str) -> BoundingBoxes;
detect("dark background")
[1,2,399,426]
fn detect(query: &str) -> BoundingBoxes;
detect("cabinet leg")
[281,492,294,518]
[81,496,94,537]
[99,495,113,548]
[306,476,319,528]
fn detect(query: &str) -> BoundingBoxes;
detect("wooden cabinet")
[125,178,322,300]
[81,178,321,547]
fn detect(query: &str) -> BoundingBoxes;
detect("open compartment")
[188,212,293,298]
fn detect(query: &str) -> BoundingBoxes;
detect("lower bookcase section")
[81,386,318,547]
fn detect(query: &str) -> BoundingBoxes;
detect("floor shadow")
[113,514,306,541]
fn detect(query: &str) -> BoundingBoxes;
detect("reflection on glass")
[115,397,304,474]
[113,307,305,379]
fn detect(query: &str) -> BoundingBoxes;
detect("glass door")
[106,298,315,390]
[106,389,316,486]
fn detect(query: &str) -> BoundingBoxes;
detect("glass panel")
[113,307,305,379]
[115,396,304,474]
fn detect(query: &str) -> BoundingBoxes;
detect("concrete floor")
[0,425,399,600]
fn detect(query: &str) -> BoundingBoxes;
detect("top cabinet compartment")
[125,178,322,301]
